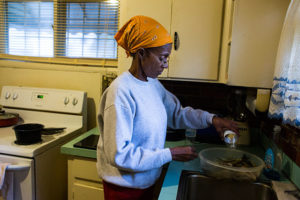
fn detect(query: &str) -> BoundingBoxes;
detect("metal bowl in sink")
[176,170,277,200]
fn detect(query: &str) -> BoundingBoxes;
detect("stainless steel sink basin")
[176,170,277,200]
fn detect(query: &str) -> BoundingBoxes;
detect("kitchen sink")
[176,170,277,200]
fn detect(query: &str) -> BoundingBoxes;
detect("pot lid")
[0,108,18,120]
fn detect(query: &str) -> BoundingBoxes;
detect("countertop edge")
[61,127,99,159]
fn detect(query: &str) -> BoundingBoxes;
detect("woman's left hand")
[170,146,198,162]
[212,116,239,139]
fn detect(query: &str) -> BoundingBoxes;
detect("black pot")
[13,123,44,145]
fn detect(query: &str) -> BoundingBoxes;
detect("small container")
[185,129,196,143]
[224,130,238,148]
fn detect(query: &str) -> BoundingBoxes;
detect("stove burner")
[14,139,42,145]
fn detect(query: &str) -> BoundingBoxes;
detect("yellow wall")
[0,60,118,129]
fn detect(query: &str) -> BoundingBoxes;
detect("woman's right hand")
[170,146,198,162]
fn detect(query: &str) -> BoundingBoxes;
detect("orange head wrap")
[114,15,172,56]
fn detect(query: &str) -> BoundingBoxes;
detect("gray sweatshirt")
[96,71,214,189]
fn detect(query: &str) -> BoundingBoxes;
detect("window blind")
[0,0,119,66]
[0,0,54,57]
[55,0,119,59]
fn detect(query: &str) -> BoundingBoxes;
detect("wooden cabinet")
[168,0,224,80]
[118,0,222,80]
[118,0,290,87]
[118,0,172,77]
[67,157,104,200]
[219,0,290,88]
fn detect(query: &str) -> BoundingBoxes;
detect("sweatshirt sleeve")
[163,90,215,129]
[102,103,172,172]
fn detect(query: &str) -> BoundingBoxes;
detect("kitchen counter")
[61,128,286,200]
[61,127,99,159]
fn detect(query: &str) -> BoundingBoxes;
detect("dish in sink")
[199,147,265,181]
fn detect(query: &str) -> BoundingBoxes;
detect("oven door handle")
[7,164,30,171]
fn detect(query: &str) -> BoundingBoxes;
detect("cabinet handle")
[174,32,180,50]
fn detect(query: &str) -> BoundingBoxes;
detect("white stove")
[0,108,84,157]
[0,86,87,200]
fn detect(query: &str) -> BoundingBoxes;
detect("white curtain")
[268,0,300,128]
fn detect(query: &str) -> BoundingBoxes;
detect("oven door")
[0,154,35,200]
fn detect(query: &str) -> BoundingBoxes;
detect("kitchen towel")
[0,163,9,190]
[0,163,13,200]
[268,0,300,128]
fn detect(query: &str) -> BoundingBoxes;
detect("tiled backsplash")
[160,80,257,117]
[160,80,233,116]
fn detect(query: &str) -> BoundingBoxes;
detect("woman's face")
[140,43,172,79]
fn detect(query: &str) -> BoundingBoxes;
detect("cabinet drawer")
[69,157,101,182]
[73,184,104,200]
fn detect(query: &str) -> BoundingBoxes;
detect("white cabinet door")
[117,0,172,76]
[117,0,223,80]
[168,0,224,80]
[68,157,104,200]
[117,0,290,85]
[226,0,290,88]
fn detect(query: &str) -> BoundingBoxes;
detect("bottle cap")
[224,130,238,148]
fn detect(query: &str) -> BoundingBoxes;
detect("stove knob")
[12,93,18,100]
[72,98,78,106]
[5,92,11,99]
[64,97,70,105]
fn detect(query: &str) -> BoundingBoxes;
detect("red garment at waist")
[103,180,155,200]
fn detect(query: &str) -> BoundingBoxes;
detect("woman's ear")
[137,48,146,59]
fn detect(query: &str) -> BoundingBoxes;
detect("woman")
[97,15,238,200]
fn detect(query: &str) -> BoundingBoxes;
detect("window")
[0,0,119,66]
[5,1,54,57]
